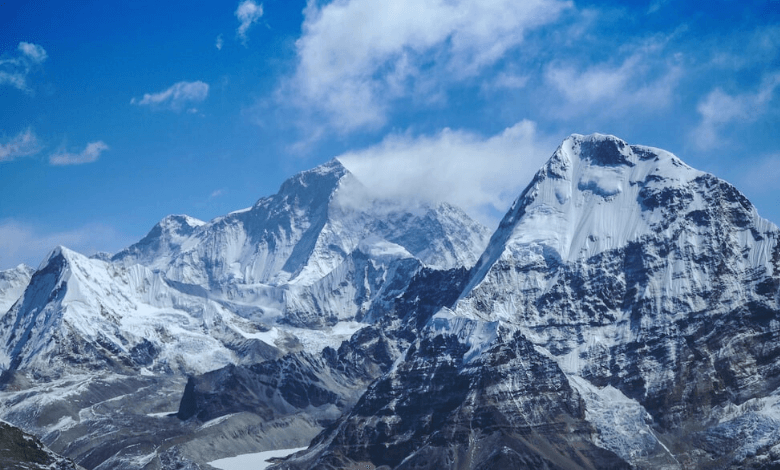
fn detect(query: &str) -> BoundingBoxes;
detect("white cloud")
[692,73,780,150]
[49,141,109,166]
[336,120,556,225]
[210,189,224,198]
[0,220,134,270]
[216,34,224,50]
[236,0,263,46]
[288,0,571,132]
[544,47,682,116]
[131,81,209,111]
[18,42,47,63]
[0,129,41,162]
[0,41,47,93]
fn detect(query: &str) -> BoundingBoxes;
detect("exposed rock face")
[0,420,84,470]
[279,319,630,470]
[176,324,401,424]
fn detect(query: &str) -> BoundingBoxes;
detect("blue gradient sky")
[1,0,778,269]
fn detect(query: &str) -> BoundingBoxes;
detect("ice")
[208,447,308,470]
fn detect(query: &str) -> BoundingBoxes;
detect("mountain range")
[1,134,779,469]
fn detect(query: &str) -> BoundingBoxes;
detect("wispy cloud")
[738,154,780,195]
[0,41,48,93]
[0,129,41,162]
[236,0,263,46]
[210,189,224,198]
[287,0,571,133]
[544,40,682,117]
[647,0,669,14]
[691,72,780,150]
[707,25,780,71]
[337,120,556,225]
[216,34,224,50]
[0,219,134,270]
[49,141,109,166]
[131,80,209,111]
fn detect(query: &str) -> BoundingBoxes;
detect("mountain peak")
[463,134,756,298]
[38,245,75,271]
[258,158,351,209]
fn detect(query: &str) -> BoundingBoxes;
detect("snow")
[567,375,674,466]
[208,447,308,470]
[460,134,711,301]
[284,321,365,352]
[429,308,500,363]
[357,235,413,260]
[0,264,34,314]
[198,413,237,430]
[146,411,176,418]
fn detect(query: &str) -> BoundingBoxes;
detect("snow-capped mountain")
[113,159,488,285]
[0,159,490,469]
[2,134,779,470]
[279,134,780,469]
[112,159,490,327]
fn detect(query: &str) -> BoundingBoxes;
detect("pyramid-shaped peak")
[38,245,76,271]
[257,158,353,209]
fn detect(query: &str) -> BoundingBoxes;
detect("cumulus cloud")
[0,129,41,162]
[131,80,209,111]
[0,41,47,93]
[0,219,134,270]
[288,0,571,132]
[49,141,109,166]
[336,120,557,225]
[692,73,780,150]
[236,0,263,45]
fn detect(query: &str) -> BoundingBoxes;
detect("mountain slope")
[0,159,491,469]
[112,159,490,328]
[0,264,34,315]
[282,134,780,469]
[0,420,84,470]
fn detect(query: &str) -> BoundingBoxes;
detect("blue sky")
[1,0,778,269]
